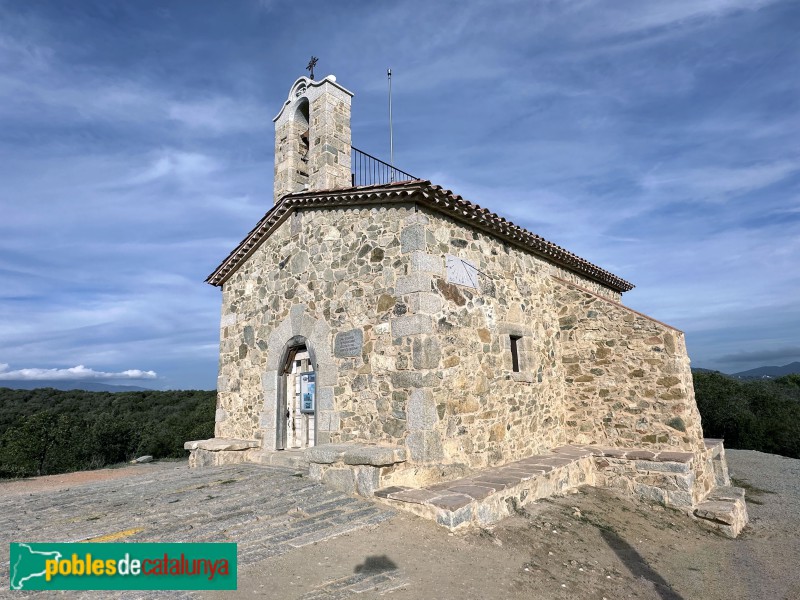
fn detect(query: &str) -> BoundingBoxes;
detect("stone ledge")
[633,459,691,474]
[706,485,746,504]
[593,447,693,463]
[343,445,407,466]
[374,485,411,499]
[249,449,309,469]
[705,438,725,458]
[551,445,596,458]
[184,438,259,452]
[307,443,407,467]
[306,444,349,464]
[306,444,409,498]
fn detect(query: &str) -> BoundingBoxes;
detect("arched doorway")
[261,308,336,451]
[277,336,317,451]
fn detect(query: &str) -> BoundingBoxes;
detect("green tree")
[693,372,800,458]
[0,388,217,478]
[0,412,73,477]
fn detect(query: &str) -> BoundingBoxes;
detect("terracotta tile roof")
[206,179,634,293]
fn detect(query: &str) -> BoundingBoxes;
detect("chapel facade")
[186,74,746,535]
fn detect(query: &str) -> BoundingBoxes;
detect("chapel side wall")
[553,278,716,500]
[398,208,625,470]
[553,279,705,453]
[215,204,417,447]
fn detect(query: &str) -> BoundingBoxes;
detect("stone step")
[372,444,746,535]
[184,438,259,451]
[374,446,597,531]
[250,449,310,471]
[693,485,748,538]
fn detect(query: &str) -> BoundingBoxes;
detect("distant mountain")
[732,362,800,380]
[0,380,155,392]
[692,367,726,374]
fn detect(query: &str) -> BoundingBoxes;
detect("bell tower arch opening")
[272,75,354,203]
[295,97,310,171]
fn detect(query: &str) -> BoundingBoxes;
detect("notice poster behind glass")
[300,372,315,413]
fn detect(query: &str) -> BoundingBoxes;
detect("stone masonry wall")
[553,278,715,500]
[217,204,419,449]
[553,279,702,450]
[273,115,309,202]
[216,202,599,470]
[308,93,351,192]
[391,207,629,472]
[383,205,714,496]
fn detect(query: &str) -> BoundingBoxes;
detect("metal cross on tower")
[306,56,318,80]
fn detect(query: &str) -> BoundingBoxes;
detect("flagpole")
[388,68,394,177]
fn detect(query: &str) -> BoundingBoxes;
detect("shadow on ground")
[600,528,684,600]
[354,554,398,574]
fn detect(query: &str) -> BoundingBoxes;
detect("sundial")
[446,255,480,289]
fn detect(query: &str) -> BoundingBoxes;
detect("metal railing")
[351,146,416,187]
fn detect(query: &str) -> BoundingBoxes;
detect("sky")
[1,0,798,389]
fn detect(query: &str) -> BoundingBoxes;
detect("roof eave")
[205,180,635,293]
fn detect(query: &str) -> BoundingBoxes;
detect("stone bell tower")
[272,75,354,203]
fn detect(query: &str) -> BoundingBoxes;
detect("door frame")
[276,335,317,450]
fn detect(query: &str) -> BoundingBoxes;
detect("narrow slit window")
[510,335,522,372]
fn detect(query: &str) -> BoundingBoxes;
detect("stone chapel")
[186,74,747,535]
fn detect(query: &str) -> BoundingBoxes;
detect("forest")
[0,373,798,479]
[0,388,214,478]
[692,372,800,460]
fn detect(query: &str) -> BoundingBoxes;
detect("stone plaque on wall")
[334,329,363,357]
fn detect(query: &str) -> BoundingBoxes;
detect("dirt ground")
[205,449,800,600]
[0,461,173,497]
[5,450,798,600]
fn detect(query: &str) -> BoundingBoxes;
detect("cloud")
[127,149,223,185]
[641,161,799,201]
[0,13,269,138]
[0,364,158,381]
[574,0,780,39]
[717,347,800,365]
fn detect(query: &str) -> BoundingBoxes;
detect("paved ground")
[2,450,799,599]
[0,462,394,599]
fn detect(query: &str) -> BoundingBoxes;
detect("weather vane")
[306,56,318,80]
